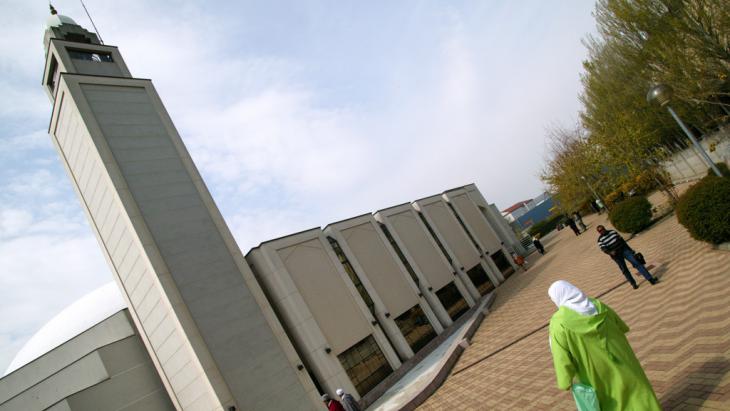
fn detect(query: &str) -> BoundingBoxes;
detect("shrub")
[707,162,730,178]
[605,190,624,207]
[676,176,730,244]
[605,170,664,207]
[633,169,661,194]
[608,196,652,234]
[528,214,564,237]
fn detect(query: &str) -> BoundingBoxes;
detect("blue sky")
[0,0,597,371]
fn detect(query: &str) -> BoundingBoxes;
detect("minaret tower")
[41,7,319,410]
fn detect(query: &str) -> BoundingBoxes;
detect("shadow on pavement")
[650,262,668,279]
[489,254,558,312]
[659,357,730,410]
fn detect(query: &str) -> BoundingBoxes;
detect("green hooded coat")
[549,298,661,411]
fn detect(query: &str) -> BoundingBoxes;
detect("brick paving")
[418,207,730,410]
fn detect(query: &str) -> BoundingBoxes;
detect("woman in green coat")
[548,280,661,410]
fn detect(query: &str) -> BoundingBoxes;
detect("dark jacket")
[597,230,627,254]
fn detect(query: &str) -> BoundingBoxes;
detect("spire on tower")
[44,7,100,50]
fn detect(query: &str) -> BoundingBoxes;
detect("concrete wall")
[662,128,730,183]
[374,205,475,327]
[325,215,444,359]
[443,188,516,276]
[461,184,526,255]
[412,196,487,300]
[246,229,401,400]
[45,39,318,410]
[0,310,173,411]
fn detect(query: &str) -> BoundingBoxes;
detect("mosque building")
[0,10,524,411]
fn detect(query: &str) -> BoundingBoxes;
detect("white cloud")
[0,209,33,238]
[187,89,372,191]
[4,169,65,199]
[0,130,49,154]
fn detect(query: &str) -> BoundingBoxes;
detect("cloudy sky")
[0,0,597,371]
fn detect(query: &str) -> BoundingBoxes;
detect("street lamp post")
[581,175,609,212]
[647,84,723,177]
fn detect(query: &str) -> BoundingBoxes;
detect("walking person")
[573,211,586,232]
[590,200,600,214]
[565,215,581,236]
[512,252,528,271]
[532,234,545,255]
[322,394,346,411]
[548,280,661,410]
[596,225,658,289]
[595,198,606,214]
[336,388,361,411]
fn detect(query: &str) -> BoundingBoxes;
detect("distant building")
[501,199,533,223]
[501,193,555,231]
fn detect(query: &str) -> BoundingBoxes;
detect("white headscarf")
[548,280,597,316]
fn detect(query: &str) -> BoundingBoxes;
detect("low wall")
[663,126,730,183]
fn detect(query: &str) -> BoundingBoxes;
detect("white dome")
[46,14,78,28]
[5,282,127,375]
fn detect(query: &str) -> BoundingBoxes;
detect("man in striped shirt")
[597,225,658,289]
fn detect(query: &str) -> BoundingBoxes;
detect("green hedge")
[608,196,652,234]
[676,175,730,244]
[528,214,564,237]
[707,162,730,177]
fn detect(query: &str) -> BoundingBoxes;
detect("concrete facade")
[12,12,527,411]
[246,229,401,400]
[442,187,519,276]
[412,196,498,299]
[0,310,173,411]
[42,16,318,410]
[661,127,730,184]
[324,215,444,360]
[462,184,527,255]
[374,204,476,326]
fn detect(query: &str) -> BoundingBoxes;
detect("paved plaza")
[418,209,730,410]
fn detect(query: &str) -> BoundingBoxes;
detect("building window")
[435,282,469,321]
[327,236,377,318]
[378,223,419,285]
[490,249,515,278]
[394,305,436,353]
[337,335,393,396]
[466,264,494,296]
[47,56,60,94]
[68,49,113,62]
